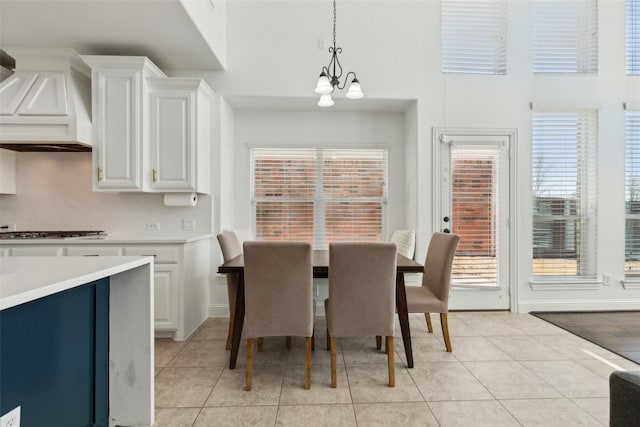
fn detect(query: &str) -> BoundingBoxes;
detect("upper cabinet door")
[93,68,144,191]
[82,56,165,192]
[148,78,212,194]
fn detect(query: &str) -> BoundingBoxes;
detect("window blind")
[531,111,598,278]
[450,148,499,286]
[533,0,598,74]
[625,111,640,276]
[252,148,387,249]
[442,0,507,74]
[628,0,640,74]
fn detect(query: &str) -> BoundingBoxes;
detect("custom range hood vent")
[0,48,92,151]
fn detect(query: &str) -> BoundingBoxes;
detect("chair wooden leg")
[425,312,433,333]
[257,337,264,352]
[330,336,337,388]
[286,336,292,349]
[326,328,330,351]
[440,313,452,352]
[386,336,395,387]
[305,337,312,390]
[376,336,382,350]
[225,313,234,350]
[245,338,254,391]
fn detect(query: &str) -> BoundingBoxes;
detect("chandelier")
[314,0,363,107]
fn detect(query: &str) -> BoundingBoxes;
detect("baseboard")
[518,299,640,312]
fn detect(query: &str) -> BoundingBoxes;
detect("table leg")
[229,272,245,369]
[396,272,413,368]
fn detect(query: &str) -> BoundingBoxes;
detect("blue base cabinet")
[0,278,109,427]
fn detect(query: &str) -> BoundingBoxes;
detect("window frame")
[530,110,599,282]
[250,147,389,249]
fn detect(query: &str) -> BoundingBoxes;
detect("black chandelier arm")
[335,71,358,91]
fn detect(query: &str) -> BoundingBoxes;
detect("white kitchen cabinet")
[10,246,62,256]
[151,264,179,331]
[0,148,16,194]
[147,78,213,194]
[81,56,165,192]
[2,237,210,341]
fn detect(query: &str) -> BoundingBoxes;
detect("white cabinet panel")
[153,264,179,331]
[123,245,179,263]
[148,78,212,194]
[10,246,62,256]
[66,246,122,256]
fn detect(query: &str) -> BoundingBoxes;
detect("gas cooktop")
[0,231,106,240]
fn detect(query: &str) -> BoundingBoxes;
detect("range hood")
[0,48,92,152]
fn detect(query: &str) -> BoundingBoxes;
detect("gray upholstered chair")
[326,242,397,388]
[216,230,243,350]
[406,232,460,352]
[243,241,314,391]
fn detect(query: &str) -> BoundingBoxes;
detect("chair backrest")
[390,229,416,259]
[243,241,314,339]
[327,242,397,337]
[422,232,460,307]
[217,230,243,262]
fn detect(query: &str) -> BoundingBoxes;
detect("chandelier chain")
[332,0,337,48]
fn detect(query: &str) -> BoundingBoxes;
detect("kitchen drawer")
[66,246,122,257]
[10,246,62,256]
[123,246,179,264]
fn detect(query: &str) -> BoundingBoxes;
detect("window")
[628,0,640,74]
[626,110,640,276]
[533,0,598,74]
[442,0,507,74]
[251,148,387,249]
[532,111,598,278]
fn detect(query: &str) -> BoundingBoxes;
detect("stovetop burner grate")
[0,230,106,239]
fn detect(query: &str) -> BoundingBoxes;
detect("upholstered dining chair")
[390,229,416,260]
[326,242,397,388]
[243,241,314,391]
[406,232,460,352]
[216,230,243,350]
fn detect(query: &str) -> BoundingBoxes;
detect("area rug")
[530,311,640,365]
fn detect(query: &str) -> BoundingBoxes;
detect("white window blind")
[533,0,598,74]
[625,111,640,276]
[450,148,499,286]
[442,0,507,74]
[532,111,598,279]
[628,0,640,74]
[252,148,387,249]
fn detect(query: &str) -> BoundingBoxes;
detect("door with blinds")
[436,131,511,310]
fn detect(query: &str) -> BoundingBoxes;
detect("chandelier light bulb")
[345,79,363,99]
[314,72,333,95]
[317,93,335,107]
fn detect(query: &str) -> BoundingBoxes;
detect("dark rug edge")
[529,311,640,366]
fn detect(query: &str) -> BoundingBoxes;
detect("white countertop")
[0,233,212,245]
[0,256,153,310]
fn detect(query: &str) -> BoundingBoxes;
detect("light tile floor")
[154,312,640,426]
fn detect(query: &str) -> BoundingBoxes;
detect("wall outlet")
[0,406,21,427]
[182,218,196,231]
[146,222,160,232]
[603,274,611,286]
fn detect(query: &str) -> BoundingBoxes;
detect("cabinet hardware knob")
[97,167,103,182]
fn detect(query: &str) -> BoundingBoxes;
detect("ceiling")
[0,0,222,71]
[0,0,414,113]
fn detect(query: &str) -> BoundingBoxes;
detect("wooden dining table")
[218,250,424,369]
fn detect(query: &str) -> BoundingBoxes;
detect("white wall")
[0,152,212,235]
[209,0,639,313]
